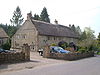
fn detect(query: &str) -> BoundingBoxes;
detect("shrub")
[51,43,57,46]
[77,47,88,53]
[2,40,11,50]
[58,41,68,49]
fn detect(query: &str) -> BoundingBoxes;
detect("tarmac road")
[1,56,100,75]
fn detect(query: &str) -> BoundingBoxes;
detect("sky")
[0,0,100,37]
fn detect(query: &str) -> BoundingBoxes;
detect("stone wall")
[0,52,25,64]
[11,20,38,51]
[0,44,30,64]
[43,46,94,61]
[44,52,94,61]
[38,35,78,50]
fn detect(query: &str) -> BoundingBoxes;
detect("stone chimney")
[54,19,58,24]
[69,24,71,28]
[27,12,32,20]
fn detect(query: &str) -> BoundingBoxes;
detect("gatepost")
[22,43,30,61]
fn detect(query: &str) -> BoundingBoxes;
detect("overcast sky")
[0,0,100,37]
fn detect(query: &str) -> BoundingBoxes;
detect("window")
[22,34,26,39]
[59,37,61,40]
[0,40,2,44]
[47,36,50,40]
[0,39,3,45]
[54,37,56,40]
[16,34,20,39]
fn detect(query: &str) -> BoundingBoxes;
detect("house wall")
[11,20,38,51]
[38,35,78,50]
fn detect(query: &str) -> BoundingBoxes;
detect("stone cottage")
[0,27,9,47]
[11,13,79,51]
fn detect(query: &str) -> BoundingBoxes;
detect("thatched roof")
[31,19,79,38]
[0,27,8,38]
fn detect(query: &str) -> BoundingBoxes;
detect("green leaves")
[33,7,50,23]
[40,7,50,23]
[10,6,24,27]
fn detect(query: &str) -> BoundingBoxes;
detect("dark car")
[50,46,70,53]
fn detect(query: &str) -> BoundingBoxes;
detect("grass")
[97,52,100,55]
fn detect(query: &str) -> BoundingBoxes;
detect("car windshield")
[54,47,63,51]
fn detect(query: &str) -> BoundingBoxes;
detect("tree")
[97,33,100,46]
[78,27,96,52]
[0,24,17,37]
[33,14,40,20]
[10,6,24,27]
[80,31,87,40]
[98,33,100,41]
[71,24,76,32]
[40,7,50,23]
[76,26,82,35]
[84,27,95,39]
[96,33,100,54]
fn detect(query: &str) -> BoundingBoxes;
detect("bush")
[58,41,68,49]
[51,43,57,46]
[2,40,11,50]
[77,47,88,53]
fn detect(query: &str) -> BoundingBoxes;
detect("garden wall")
[43,46,94,61]
[0,52,25,64]
[0,44,30,64]
[44,52,94,61]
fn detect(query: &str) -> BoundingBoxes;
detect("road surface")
[1,56,100,75]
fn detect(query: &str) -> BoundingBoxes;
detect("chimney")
[54,19,58,24]
[69,24,71,28]
[27,12,32,20]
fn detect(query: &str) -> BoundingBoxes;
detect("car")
[38,48,43,56]
[50,46,70,53]
[0,48,16,53]
[0,48,8,53]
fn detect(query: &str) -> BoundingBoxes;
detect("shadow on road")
[0,64,8,70]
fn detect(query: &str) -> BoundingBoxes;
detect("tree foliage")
[2,39,11,50]
[84,27,95,39]
[33,7,50,23]
[40,7,50,23]
[97,33,100,44]
[76,26,82,35]
[80,31,87,40]
[10,6,24,27]
[0,24,17,37]
[71,24,76,32]
[33,14,40,20]
[78,27,96,51]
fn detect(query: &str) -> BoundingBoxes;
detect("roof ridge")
[32,19,53,25]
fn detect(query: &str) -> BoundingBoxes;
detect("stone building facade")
[11,13,79,51]
[0,27,9,47]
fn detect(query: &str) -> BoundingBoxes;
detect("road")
[1,56,100,75]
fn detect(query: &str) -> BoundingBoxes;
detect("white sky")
[0,0,100,37]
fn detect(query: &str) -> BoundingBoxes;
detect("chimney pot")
[54,19,58,24]
[27,12,32,20]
